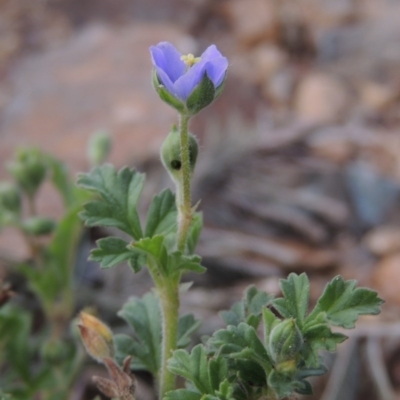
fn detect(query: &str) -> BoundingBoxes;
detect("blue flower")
[150,42,228,114]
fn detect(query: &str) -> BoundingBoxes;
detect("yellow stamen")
[180,53,201,67]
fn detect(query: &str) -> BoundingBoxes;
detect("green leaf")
[20,204,82,304]
[267,370,298,399]
[168,252,206,275]
[132,235,167,273]
[262,307,279,346]
[177,314,201,348]
[208,323,272,371]
[246,286,274,316]
[164,390,202,400]
[77,164,144,239]
[145,189,177,238]
[116,292,161,374]
[220,286,273,330]
[272,273,309,327]
[0,305,32,383]
[132,235,206,278]
[187,212,203,254]
[47,156,75,207]
[307,276,384,329]
[168,345,212,393]
[116,293,201,374]
[90,237,145,272]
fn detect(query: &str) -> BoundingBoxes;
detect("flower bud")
[78,312,114,363]
[88,131,112,166]
[160,125,198,182]
[269,319,303,365]
[7,148,47,197]
[21,217,56,236]
[0,182,21,214]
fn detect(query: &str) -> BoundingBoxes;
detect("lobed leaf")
[90,237,145,272]
[145,189,177,238]
[307,275,384,329]
[116,292,201,374]
[77,164,144,239]
[272,273,309,327]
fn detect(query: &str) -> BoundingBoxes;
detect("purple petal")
[154,65,178,98]
[150,42,185,83]
[200,45,224,61]
[206,56,228,87]
[173,60,209,100]
[198,45,228,87]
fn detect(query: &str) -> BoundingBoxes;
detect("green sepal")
[89,237,145,272]
[152,69,185,113]
[186,73,215,115]
[77,164,145,240]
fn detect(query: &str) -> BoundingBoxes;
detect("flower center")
[180,53,201,68]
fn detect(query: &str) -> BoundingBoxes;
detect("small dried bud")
[78,312,114,362]
[93,357,136,400]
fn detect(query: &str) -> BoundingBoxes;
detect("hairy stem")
[176,113,192,253]
[158,283,180,399]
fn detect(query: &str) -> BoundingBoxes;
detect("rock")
[307,127,354,163]
[364,226,400,256]
[220,0,279,47]
[263,67,296,106]
[230,44,287,85]
[294,72,352,124]
[373,253,400,307]
[303,0,356,29]
[345,161,400,228]
[360,81,398,112]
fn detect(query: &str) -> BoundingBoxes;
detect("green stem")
[176,113,192,253]
[158,283,180,399]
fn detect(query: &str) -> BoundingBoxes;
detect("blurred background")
[1,0,400,399]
